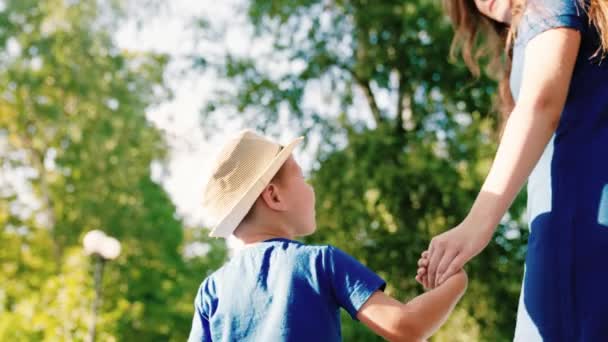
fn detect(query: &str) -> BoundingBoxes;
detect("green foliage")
[0,0,226,340]
[309,125,526,341]
[200,0,529,340]
[0,0,532,339]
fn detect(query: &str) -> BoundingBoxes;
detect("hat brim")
[208,136,304,238]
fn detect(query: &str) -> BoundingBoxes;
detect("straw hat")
[203,130,303,238]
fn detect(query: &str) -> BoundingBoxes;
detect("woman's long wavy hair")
[444,0,608,122]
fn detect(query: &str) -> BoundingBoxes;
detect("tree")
[0,0,226,340]
[197,0,527,340]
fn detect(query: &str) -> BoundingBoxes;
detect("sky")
[4,0,421,237]
[116,0,266,227]
[1,0,334,234]
[114,0,350,228]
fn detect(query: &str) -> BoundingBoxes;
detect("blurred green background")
[0,0,528,341]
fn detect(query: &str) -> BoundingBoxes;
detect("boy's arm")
[356,270,467,342]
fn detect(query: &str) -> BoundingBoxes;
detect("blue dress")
[510,1,608,340]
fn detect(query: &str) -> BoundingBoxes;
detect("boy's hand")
[417,251,466,290]
[361,252,468,341]
[415,250,430,289]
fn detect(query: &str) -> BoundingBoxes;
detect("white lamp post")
[83,230,121,342]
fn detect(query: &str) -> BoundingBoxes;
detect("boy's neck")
[233,223,296,246]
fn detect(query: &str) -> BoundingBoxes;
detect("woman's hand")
[422,221,494,289]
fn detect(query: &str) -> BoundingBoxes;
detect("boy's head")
[202,130,316,240]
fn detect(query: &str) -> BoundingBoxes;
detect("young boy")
[188,130,467,341]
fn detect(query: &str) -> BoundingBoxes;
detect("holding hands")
[416,221,494,289]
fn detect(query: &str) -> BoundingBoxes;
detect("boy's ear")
[260,183,288,211]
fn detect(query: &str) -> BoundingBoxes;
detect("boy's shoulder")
[194,240,385,321]
[196,241,370,292]
[236,238,338,258]
[198,241,342,285]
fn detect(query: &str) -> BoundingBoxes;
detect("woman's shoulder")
[524,0,585,17]
[516,0,587,47]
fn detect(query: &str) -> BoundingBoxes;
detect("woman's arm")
[425,27,582,288]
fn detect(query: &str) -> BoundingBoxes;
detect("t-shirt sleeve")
[323,246,386,320]
[516,0,587,46]
[187,281,213,342]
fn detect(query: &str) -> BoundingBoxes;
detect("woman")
[417,0,608,340]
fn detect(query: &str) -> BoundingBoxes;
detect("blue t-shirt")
[187,238,386,342]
